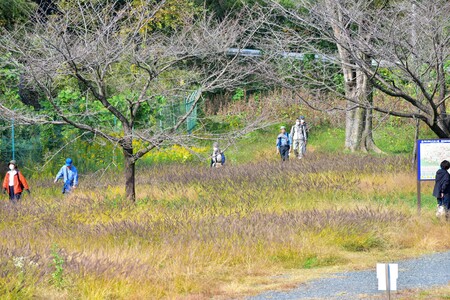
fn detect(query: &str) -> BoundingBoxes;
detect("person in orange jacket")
[2,160,30,204]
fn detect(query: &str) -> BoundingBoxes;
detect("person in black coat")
[432,160,450,218]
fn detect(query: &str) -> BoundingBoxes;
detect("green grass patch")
[308,126,346,153]
[269,250,346,270]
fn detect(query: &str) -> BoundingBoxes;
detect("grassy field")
[1,123,449,299]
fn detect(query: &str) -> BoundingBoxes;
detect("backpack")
[215,153,222,163]
[212,152,226,166]
[16,172,24,190]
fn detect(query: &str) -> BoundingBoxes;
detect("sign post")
[417,179,421,215]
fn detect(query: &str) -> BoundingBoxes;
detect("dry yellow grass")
[1,154,449,299]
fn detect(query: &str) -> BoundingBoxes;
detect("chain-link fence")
[0,129,43,172]
[158,89,200,133]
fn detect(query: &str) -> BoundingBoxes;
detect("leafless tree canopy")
[2,0,449,200]
[264,0,450,141]
[0,0,271,200]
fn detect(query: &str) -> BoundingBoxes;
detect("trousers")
[279,145,290,161]
[293,139,306,158]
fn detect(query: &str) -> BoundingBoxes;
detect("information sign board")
[417,139,450,181]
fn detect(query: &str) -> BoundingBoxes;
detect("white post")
[377,263,398,299]
[385,264,391,300]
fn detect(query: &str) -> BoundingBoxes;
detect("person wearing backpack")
[432,160,450,219]
[290,116,308,159]
[276,126,290,161]
[54,158,79,194]
[2,160,30,204]
[211,142,226,168]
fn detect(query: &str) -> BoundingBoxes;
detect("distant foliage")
[232,88,245,101]
[141,144,208,164]
[134,0,200,31]
[0,0,35,29]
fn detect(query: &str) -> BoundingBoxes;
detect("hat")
[65,158,73,166]
[299,116,305,120]
[280,126,286,130]
[9,160,16,166]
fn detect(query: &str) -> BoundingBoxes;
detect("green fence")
[158,89,201,133]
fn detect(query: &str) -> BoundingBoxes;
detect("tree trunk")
[329,2,358,151]
[122,137,136,202]
[331,10,379,152]
[343,70,378,153]
[341,57,358,150]
[329,2,381,153]
[437,108,449,136]
[345,100,356,149]
[361,105,382,153]
[124,153,136,202]
[430,120,450,138]
[349,106,365,152]
[358,70,382,153]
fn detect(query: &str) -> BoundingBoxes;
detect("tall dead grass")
[0,153,449,299]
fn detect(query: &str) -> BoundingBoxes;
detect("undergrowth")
[0,153,449,299]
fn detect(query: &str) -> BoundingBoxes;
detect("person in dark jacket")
[2,160,30,204]
[276,126,290,162]
[432,160,450,218]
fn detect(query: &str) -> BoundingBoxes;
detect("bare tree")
[259,0,382,152]
[264,0,450,149]
[324,0,382,153]
[353,0,450,138]
[0,0,269,201]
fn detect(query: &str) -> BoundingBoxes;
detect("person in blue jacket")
[54,158,78,194]
[276,126,290,162]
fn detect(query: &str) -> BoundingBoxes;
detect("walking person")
[211,142,226,168]
[276,126,290,162]
[54,158,78,194]
[2,160,30,204]
[290,116,308,159]
[432,160,450,219]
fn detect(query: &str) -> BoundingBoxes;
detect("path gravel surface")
[250,251,450,300]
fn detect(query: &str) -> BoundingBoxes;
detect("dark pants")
[8,186,21,204]
[210,159,224,168]
[443,195,450,221]
[443,195,450,210]
[437,198,443,206]
[62,181,74,194]
[279,145,290,161]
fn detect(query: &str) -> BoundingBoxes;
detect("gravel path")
[250,251,450,300]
